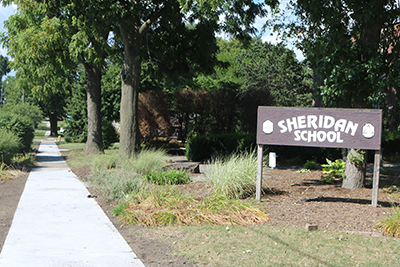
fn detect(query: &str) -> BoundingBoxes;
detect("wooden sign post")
[256,107,382,207]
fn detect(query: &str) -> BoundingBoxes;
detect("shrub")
[102,120,119,149]
[185,133,344,164]
[0,103,44,128]
[186,132,256,162]
[303,160,319,170]
[64,133,86,144]
[204,151,258,198]
[145,170,190,185]
[0,113,34,152]
[0,129,22,165]
[185,135,213,162]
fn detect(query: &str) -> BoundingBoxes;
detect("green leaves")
[234,38,313,107]
[320,158,345,184]
[145,170,190,185]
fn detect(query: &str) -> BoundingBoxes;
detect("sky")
[0,1,303,80]
[0,3,17,79]
[0,3,16,58]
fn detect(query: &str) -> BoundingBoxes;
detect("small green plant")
[0,161,8,178]
[12,153,36,169]
[145,170,190,185]
[297,168,310,173]
[112,202,129,216]
[376,205,400,237]
[303,160,318,170]
[383,185,400,199]
[347,149,365,165]
[320,158,345,183]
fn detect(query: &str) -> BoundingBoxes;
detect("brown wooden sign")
[257,107,382,150]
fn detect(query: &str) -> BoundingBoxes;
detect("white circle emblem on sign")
[263,120,274,134]
[362,123,375,139]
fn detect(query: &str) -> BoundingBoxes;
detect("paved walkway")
[0,141,145,267]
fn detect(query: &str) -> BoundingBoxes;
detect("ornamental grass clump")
[204,151,258,198]
[90,168,145,201]
[122,148,167,174]
[376,205,400,237]
[90,148,166,201]
[114,186,269,226]
[92,154,119,172]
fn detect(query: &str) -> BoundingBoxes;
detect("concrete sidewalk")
[0,141,145,267]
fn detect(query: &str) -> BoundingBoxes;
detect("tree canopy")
[268,0,400,188]
[2,0,295,159]
[107,0,279,157]
[272,1,400,111]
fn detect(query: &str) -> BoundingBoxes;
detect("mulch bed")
[258,168,399,234]
[71,158,400,235]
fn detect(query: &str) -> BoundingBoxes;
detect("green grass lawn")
[34,122,48,139]
[58,142,86,150]
[136,225,400,267]
[33,130,47,139]
[58,142,119,168]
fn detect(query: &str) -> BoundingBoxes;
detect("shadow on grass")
[253,229,335,267]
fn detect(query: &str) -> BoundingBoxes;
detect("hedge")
[185,133,257,162]
[0,113,34,152]
[0,129,22,165]
[185,132,342,163]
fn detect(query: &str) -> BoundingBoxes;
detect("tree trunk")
[84,63,104,155]
[49,113,58,137]
[119,27,142,158]
[342,148,366,189]
[341,2,386,189]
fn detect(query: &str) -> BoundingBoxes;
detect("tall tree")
[235,38,312,107]
[59,0,115,155]
[0,54,11,107]
[272,0,400,188]
[1,0,114,154]
[0,55,11,81]
[1,1,71,134]
[112,0,278,158]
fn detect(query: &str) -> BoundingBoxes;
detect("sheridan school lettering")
[277,115,358,144]
[257,107,382,150]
